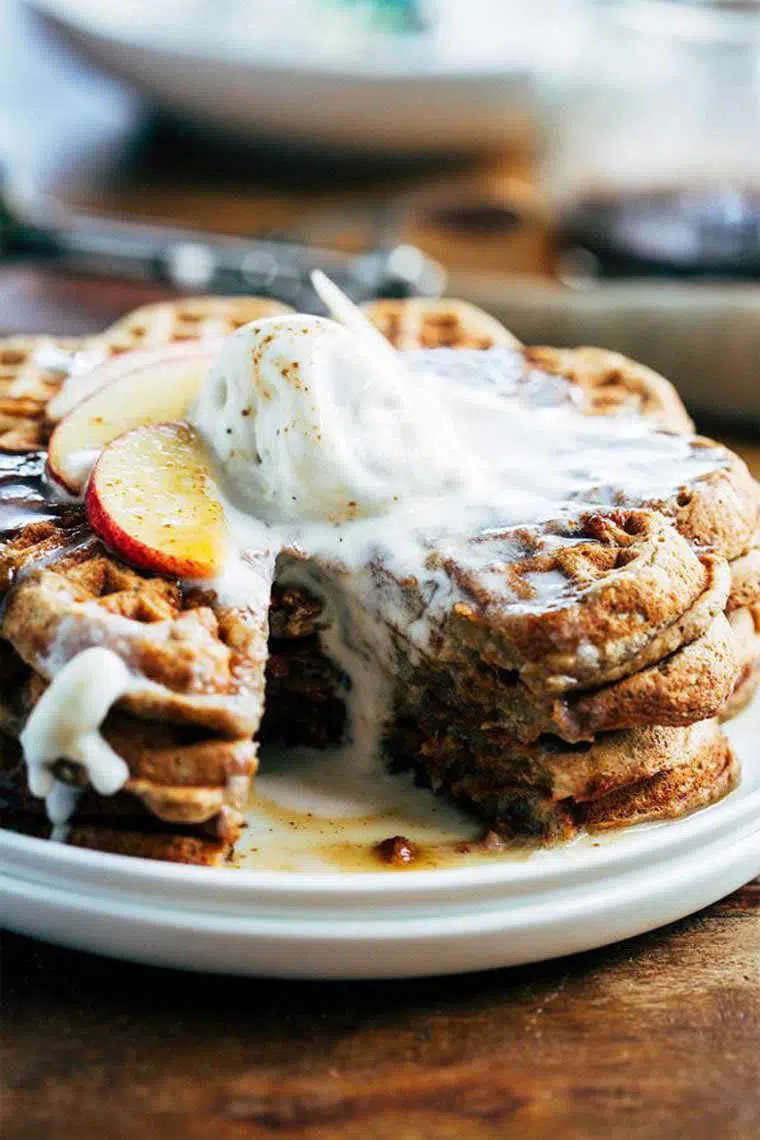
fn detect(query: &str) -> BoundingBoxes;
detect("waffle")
[406,614,738,748]
[0,296,293,453]
[2,537,271,732]
[522,345,695,434]
[0,601,259,839]
[363,297,521,351]
[727,536,760,611]
[0,413,273,850]
[721,604,760,719]
[581,722,738,833]
[0,294,757,860]
[392,716,736,841]
[102,296,294,356]
[364,299,693,432]
[0,336,87,452]
[431,511,732,694]
[366,311,756,561]
[0,734,238,865]
[260,636,347,749]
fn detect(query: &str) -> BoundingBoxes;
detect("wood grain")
[2,884,758,1140]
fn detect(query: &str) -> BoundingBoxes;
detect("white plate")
[27,0,585,153]
[2,698,758,978]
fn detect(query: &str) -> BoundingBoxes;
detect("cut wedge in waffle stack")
[0,294,757,863]
[0,525,268,863]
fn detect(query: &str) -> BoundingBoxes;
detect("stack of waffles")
[373,300,757,838]
[0,295,757,862]
[0,299,290,864]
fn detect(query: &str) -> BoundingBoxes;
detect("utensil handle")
[0,177,445,305]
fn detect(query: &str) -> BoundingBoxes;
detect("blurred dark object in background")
[559,187,760,280]
[0,169,447,308]
[549,0,760,282]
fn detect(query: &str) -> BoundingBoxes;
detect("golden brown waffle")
[404,717,737,841]
[548,615,739,739]
[0,336,86,451]
[0,734,240,865]
[0,517,86,595]
[363,297,521,350]
[523,345,694,433]
[727,536,760,611]
[382,505,747,836]
[2,541,272,737]
[0,294,757,861]
[721,604,760,719]
[0,296,293,453]
[433,511,731,694]
[722,664,760,721]
[433,614,738,746]
[67,824,233,865]
[648,444,758,563]
[582,723,738,833]
[367,299,758,562]
[0,653,257,840]
[0,442,269,857]
[364,297,693,433]
[102,296,293,356]
[94,714,254,831]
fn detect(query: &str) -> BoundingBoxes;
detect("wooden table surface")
[1,7,759,1138]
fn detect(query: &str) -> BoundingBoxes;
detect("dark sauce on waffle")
[0,450,79,539]
[559,187,760,279]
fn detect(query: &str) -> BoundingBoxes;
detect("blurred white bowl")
[28,0,584,154]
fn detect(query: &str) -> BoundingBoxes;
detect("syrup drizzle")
[0,451,80,539]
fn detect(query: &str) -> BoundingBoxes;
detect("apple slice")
[86,422,228,579]
[48,342,219,493]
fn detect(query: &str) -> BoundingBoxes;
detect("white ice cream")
[20,647,132,827]
[191,310,475,524]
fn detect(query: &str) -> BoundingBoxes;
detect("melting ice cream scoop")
[192,295,472,524]
[20,647,131,811]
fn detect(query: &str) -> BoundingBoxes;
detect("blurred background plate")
[25,0,581,154]
[7,0,760,426]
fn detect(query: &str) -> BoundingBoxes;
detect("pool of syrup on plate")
[232,749,535,873]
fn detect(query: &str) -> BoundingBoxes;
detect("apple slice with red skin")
[86,421,228,579]
[48,342,218,494]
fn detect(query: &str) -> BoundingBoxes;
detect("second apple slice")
[48,343,217,494]
[86,422,228,579]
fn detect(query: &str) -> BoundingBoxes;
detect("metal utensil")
[0,172,446,307]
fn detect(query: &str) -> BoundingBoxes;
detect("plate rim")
[5,829,759,933]
[4,826,758,977]
[4,702,758,976]
[2,779,758,903]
